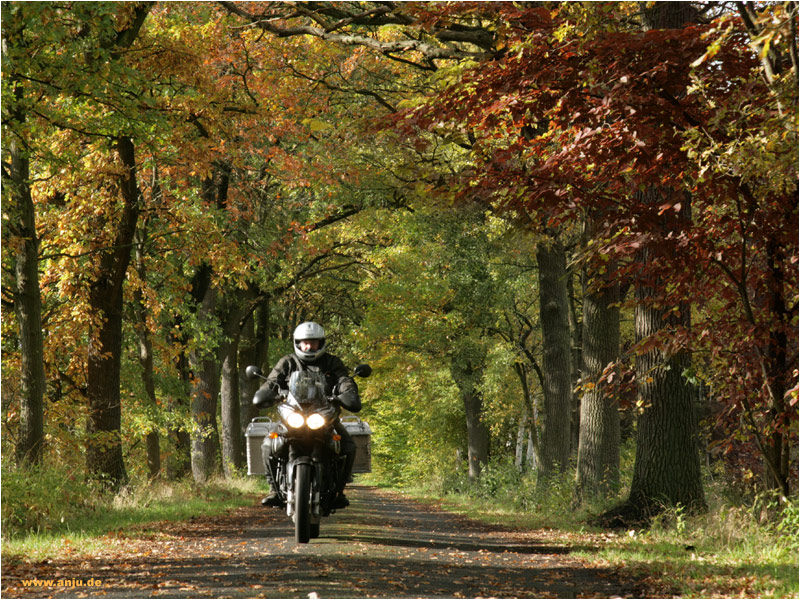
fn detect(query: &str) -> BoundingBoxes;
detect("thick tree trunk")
[630,281,705,512]
[8,137,46,467]
[627,184,705,516]
[86,136,141,488]
[575,220,622,502]
[567,270,583,457]
[536,241,572,486]
[463,391,490,480]
[584,0,709,526]
[81,2,151,489]
[220,338,242,476]
[621,1,706,516]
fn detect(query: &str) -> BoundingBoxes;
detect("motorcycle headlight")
[306,413,326,430]
[286,411,305,429]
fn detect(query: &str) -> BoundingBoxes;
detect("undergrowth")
[1,463,263,560]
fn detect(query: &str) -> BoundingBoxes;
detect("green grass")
[394,477,799,599]
[2,473,265,561]
[3,465,797,598]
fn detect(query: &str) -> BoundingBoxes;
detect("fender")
[289,455,314,482]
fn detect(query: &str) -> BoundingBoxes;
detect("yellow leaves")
[302,118,333,133]
[690,35,724,68]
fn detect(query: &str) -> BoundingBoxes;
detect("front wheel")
[294,463,312,544]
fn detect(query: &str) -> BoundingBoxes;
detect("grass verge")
[394,481,799,599]
[2,473,265,562]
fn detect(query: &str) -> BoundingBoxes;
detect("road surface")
[3,485,643,598]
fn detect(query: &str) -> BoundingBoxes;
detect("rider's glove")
[335,390,361,413]
[253,384,279,408]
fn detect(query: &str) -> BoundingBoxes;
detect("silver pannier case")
[340,416,373,473]
[245,417,279,475]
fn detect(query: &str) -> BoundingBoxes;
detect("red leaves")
[657,202,682,216]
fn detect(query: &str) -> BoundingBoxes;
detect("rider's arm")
[254,356,292,407]
[329,356,362,413]
[265,355,293,390]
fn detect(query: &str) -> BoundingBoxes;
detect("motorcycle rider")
[254,321,361,509]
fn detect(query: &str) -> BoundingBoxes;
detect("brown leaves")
[2,488,639,599]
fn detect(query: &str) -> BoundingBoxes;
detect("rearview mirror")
[353,364,372,378]
[245,365,265,380]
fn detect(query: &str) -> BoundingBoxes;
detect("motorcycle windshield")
[287,371,327,406]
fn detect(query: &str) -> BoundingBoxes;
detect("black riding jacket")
[259,353,361,413]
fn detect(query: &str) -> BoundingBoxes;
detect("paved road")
[3,485,641,598]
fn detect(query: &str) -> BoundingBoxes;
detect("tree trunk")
[165,329,192,480]
[567,269,583,457]
[513,362,535,472]
[450,352,489,480]
[238,306,257,440]
[220,292,246,476]
[627,185,705,516]
[761,233,793,495]
[463,391,490,480]
[515,416,526,471]
[86,136,141,488]
[189,283,222,483]
[239,296,269,441]
[536,241,572,486]
[132,226,161,480]
[620,1,706,516]
[630,279,705,512]
[575,244,621,501]
[8,136,46,467]
[4,12,46,467]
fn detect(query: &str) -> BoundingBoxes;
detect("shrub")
[1,463,103,537]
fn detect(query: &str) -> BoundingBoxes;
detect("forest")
[2,0,797,543]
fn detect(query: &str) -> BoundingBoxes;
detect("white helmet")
[293,321,327,362]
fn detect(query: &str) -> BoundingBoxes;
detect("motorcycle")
[245,363,371,543]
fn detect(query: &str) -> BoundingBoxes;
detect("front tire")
[294,463,312,543]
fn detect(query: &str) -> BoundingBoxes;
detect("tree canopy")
[2,1,797,516]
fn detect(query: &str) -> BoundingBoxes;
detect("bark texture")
[575,253,621,500]
[9,136,46,467]
[630,282,705,511]
[536,241,573,485]
[4,10,46,467]
[220,292,247,476]
[86,136,142,487]
[189,282,222,483]
[623,2,706,515]
[451,352,490,480]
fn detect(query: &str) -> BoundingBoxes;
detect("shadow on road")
[2,485,642,599]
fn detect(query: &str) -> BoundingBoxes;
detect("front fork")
[286,458,321,524]
[284,438,341,519]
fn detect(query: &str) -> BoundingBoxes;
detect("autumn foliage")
[1,1,797,516]
[392,1,798,496]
